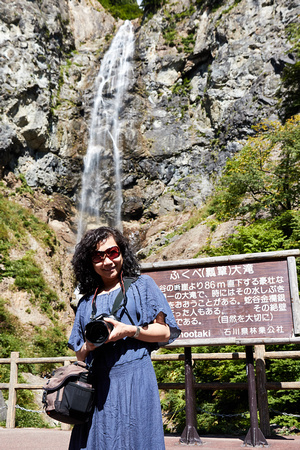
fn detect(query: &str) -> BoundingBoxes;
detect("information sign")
[143,252,300,346]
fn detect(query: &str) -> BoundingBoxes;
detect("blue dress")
[68,274,181,450]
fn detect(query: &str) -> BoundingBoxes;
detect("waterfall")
[77,20,135,241]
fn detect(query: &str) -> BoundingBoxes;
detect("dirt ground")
[1,428,300,449]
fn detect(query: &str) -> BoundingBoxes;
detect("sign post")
[244,345,268,446]
[180,347,202,445]
[142,250,300,446]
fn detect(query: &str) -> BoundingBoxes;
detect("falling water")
[77,21,135,240]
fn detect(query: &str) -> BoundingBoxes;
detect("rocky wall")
[0,0,299,228]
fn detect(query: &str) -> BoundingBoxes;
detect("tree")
[141,0,165,14]
[211,115,300,220]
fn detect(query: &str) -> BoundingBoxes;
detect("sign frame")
[141,249,300,347]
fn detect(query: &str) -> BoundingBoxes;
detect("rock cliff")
[0,0,299,251]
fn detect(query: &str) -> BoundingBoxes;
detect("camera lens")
[85,315,114,346]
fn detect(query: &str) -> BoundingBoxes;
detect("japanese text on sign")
[146,260,294,344]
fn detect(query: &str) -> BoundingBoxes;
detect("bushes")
[97,0,142,20]
[209,115,300,220]
[154,344,300,435]
[155,116,300,434]
[0,187,71,427]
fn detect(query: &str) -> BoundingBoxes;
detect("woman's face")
[92,235,123,289]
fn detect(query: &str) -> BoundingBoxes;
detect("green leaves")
[97,0,143,19]
[211,115,300,220]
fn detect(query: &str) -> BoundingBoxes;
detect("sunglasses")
[91,246,121,263]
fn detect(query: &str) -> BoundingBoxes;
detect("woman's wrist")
[133,326,141,338]
[129,325,141,338]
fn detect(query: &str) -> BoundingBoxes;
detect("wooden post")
[287,256,300,335]
[61,360,72,431]
[244,346,268,446]
[180,348,202,445]
[6,352,19,429]
[255,345,271,437]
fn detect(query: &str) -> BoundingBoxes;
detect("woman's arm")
[104,311,170,344]
[75,341,97,362]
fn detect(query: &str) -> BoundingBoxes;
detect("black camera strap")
[90,276,136,325]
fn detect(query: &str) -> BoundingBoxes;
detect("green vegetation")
[0,294,70,427]
[155,344,300,435]
[0,182,66,321]
[0,192,58,254]
[208,115,300,221]
[172,78,191,97]
[141,0,165,14]
[0,4,299,432]
[97,0,142,20]
[201,212,300,258]
[0,184,71,427]
[181,33,196,54]
[279,22,300,121]
[162,7,196,53]
[194,0,227,12]
[217,0,242,15]
[154,114,300,435]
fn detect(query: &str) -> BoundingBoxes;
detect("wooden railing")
[1,345,300,434]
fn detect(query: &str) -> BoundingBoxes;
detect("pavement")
[1,429,300,449]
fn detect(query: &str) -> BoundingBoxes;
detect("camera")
[85,313,117,347]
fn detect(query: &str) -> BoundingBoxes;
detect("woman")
[68,226,181,450]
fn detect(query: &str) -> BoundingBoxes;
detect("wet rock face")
[0,0,115,197]
[0,0,74,185]
[0,0,299,222]
[129,0,299,219]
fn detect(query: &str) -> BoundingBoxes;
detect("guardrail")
[1,345,300,437]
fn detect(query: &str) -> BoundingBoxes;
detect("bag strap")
[111,276,136,325]
[111,277,135,316]
[90,276,136,324]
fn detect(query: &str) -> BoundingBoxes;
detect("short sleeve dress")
[68,274,181,450]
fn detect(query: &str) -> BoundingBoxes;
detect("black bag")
[42,361,95,424]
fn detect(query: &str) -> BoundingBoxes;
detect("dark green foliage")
[172,77,191,97]
[1,252,61,318]
[208,116,300,220]
[156,115,300,434]
[0,298,25,358]
[33,326,69,358]
[0,190,62,319]
[141,0,165,14]
[281,62,300,121]
[195,0,242,14]
[97,0,142,20]
[0,296,69,368]
[154,346,250,435]
[155,344,300,435]
[265,344,300,431]
[162,7,196,52]
[203,219,287,256]
[279,22,300,121]
[181,34,196,53]
[0,191,58,254]
[0,296,70,426]
[15,388,49,428]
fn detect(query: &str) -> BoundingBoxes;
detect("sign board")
[142,250,300,347]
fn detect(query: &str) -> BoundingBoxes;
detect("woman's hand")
[104,311,170,344]
[104,317,135,342]
[76,341,97,361]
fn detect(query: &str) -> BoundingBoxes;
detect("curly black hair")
[72,226,140,295]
